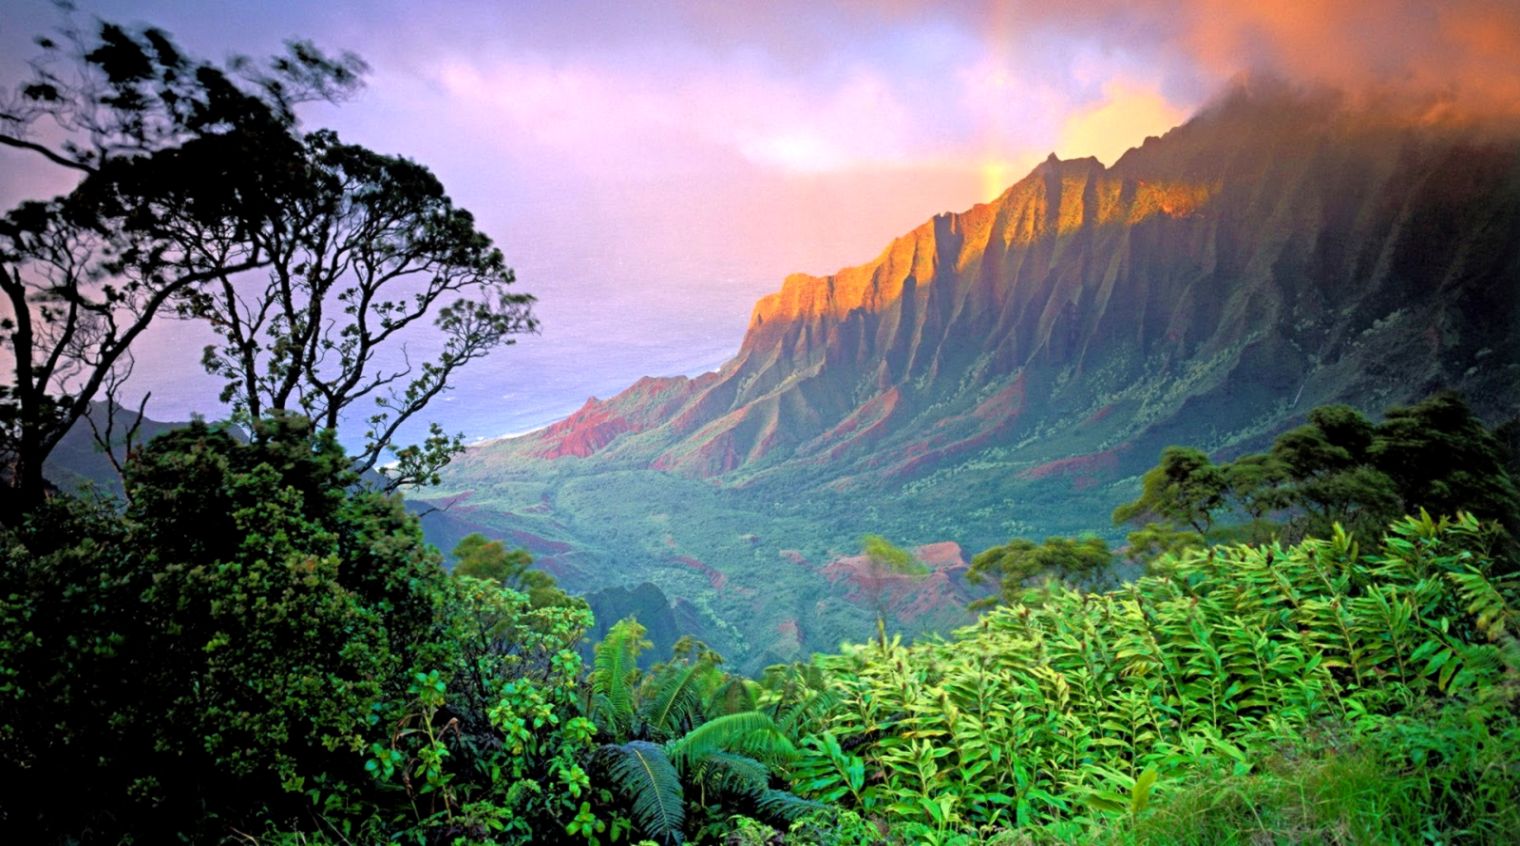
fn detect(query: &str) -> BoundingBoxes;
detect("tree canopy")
[1,15,531,519]
[1114,392,1520,563]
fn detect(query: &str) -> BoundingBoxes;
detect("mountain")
[42,403,223,497]
[419,80,1520,670]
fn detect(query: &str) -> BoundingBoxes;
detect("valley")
[417,80,1520,669]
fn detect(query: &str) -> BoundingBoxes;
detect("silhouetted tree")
[0,16,362,518]
[185,130,535,489]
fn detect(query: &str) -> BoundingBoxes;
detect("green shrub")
[1,417,456,840]
[789,512,1520,842]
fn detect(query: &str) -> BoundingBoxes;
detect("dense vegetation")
[4,397,1519,843]
[786,513,1520,843]
[4,13,1519,846]
[1112,392,1520,557]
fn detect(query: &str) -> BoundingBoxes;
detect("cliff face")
[427,83,1520,670]
[477,83,1520,489]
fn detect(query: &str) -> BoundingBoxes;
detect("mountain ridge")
[424,81,1520,668]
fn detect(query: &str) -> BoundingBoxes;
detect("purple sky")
[4,1,1517,444]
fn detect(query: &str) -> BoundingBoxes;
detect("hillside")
[419,80,1520,670]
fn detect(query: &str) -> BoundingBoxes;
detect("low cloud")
[1104,0,1520,124]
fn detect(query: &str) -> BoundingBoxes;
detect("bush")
[0,416,457,841]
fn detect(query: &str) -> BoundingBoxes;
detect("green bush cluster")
[5,400,1520,845]
[788,513,1520,843]
[0,417,604,843]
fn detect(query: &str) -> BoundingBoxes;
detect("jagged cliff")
[463,82,1519,490]
[426,81,1520,668]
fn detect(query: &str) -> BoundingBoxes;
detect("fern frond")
[641,660,713,740]
[777,690,838,737]
[592,617,651,736]
[693,751,769,799]
[667,710,795,771]
[598,740,684,844]
[705,675,758,718]
[757,788,825,824]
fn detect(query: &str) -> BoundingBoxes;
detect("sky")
[4,0,1519,446]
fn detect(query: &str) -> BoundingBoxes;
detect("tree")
[185,130,536,489]
[451,531,575,611]
[966,535,1113,610]
[1372,391,1520,536]
[0,17,363,518]
[859,534,928,649]
[1222,452,1290,540]
[0,415,455,841]
[1113,446,1228,538]
[1269,404,1398,536]
[2,16,531,519]
[1116,395,1519,559]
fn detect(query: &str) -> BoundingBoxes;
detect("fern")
[591,617,650,737]
[692,751,770,799]
[667,710,794,770]
[757,788,826,824]
[599,740,684,844]
[641,660,712,740]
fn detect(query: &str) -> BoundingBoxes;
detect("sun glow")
[980,159,1013,202]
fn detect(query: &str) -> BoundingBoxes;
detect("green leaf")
[1130,767,1158,815]
[598,741,684,844]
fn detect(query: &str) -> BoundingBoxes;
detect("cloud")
[1056,80,1188,165]
[1106,0,1520,124]
[425,54,922,177]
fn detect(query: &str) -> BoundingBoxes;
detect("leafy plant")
[790,512,1520,841]
[587,619,818,843]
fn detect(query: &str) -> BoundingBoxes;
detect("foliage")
[790,512,1520,841]
[966,536,1113,610]
[1116,394,1520,557]
[1111,447,1226,536]
[452,531,574,608]
[0,413,614,844]
[399,592,601,841]
[860,534,929,648]
[1373,392,1520,539]
[586,619,818,843]
[0,415,451,840]
[0,15,362,517]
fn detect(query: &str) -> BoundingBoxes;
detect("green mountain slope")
[420,80,1520,670]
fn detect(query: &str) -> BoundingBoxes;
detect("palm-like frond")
[692,751,770,799]
[757,788,825,824]
[640,659,714,740]
[775,689,838,737]
[667,710,795,771]
[591,617,650,736]
[598,740,685,844]
[705,674,758,718]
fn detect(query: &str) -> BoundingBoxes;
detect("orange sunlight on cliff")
[748,166,1219,331]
